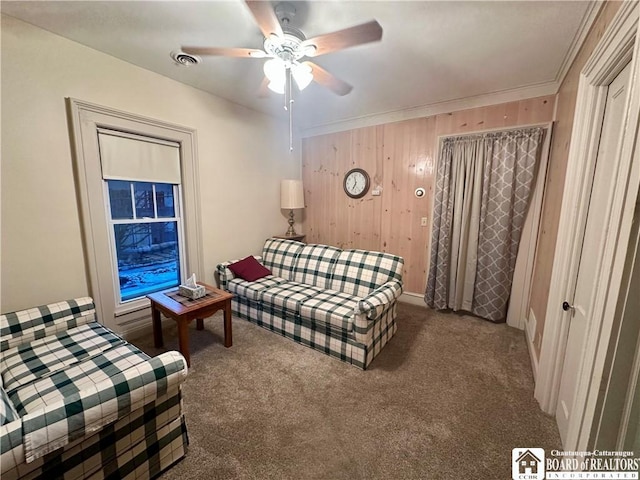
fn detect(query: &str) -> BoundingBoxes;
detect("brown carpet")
[131,302,560,480]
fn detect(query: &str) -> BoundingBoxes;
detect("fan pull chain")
[283,68,289,112]
[288,68,294,152]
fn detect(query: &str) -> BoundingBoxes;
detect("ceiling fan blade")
[245,1,284,39]
[304,61,353,96]
[302,20,383,57]
[258,76,270,98]
[181,46,266,58]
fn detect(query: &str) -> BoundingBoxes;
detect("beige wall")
[528,1,623,355]
[1,15,300,313]
[302,96,554,294]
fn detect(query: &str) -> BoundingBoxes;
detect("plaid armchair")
[217,239,404,369]
[0,298,189,480]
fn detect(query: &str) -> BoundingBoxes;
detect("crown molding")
[299,3,603,139]
[301,81,559,138]
[554,1,605,87]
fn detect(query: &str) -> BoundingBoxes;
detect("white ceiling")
[1,1,593,131]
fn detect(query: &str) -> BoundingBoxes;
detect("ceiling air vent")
[170,51,201,67]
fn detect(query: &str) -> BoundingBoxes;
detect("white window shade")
[98,130,181,184]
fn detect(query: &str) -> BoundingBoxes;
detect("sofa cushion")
[329,250,404,297]
[291,244,341,289]
[1,322,126,393]
[261,238,304,280]
[9,342,149,416]
[227,275,287,301]
[259,282,323,314]
[0,387,19,425]
[0,297,96,352]
[228,256,272,282]
[0,322,124,394]
[300,290,359,334]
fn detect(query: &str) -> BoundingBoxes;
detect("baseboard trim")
[399,292,427,307]
[121,314,175,342]
[526,309,539,382]
[121,314,155,341]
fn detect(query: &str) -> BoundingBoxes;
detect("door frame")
[535,1,640,450]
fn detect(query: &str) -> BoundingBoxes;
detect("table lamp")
[280,179,305,236]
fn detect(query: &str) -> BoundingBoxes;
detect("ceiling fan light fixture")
[267,80,286,94]
[301,44,317,57]
[292,63,313,90]
[264,58,287,93]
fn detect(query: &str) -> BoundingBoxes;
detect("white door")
[555,62,632,445]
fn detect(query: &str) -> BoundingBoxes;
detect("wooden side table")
[273,234,306,243]
[147,282,233,367]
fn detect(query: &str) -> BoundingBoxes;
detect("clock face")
[343,168,370,199]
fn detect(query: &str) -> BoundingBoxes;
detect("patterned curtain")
[424,128,544,322]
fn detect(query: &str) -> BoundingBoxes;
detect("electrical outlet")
[421,217,428,227]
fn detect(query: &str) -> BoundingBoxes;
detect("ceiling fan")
[181,1,383,97]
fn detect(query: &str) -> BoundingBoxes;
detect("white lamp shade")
[264,60,314,94]
[281,179,305,209]
[292,63,313,90]
[264,58,285,81]
[267,81,285,94]
[264,59,286,94]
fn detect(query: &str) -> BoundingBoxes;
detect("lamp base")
[286,209,297,236]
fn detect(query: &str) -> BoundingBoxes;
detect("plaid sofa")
[0,298,189,480]
[216,239,404,369]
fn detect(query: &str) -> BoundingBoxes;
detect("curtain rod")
[437,121,553,143]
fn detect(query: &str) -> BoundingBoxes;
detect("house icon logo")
[512,448,545,480]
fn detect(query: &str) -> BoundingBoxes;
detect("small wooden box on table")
[148,282,233,367]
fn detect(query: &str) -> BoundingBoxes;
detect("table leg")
[196,318,204,331]
[152,304,163,348]
[177,319,191,367]
[223,299,232,348]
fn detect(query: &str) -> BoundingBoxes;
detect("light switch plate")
[421,217,428,226]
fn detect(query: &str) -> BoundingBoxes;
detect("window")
[98,129,185,309]
[69,99,202,332]
[106,180,185,303]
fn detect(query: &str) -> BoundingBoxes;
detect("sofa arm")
[21,351,187,463]
[1,419,24,476]
[355,281,403,320]
[0,298,96,352]
[215,256,263,290]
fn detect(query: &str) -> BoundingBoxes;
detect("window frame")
[104,181,187,313]
[67,98,203,333]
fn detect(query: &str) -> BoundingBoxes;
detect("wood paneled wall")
[302,95,555,294]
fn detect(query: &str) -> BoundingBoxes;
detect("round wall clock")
[343,168,370,199]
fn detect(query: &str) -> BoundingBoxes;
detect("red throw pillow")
[228,256,272,282]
